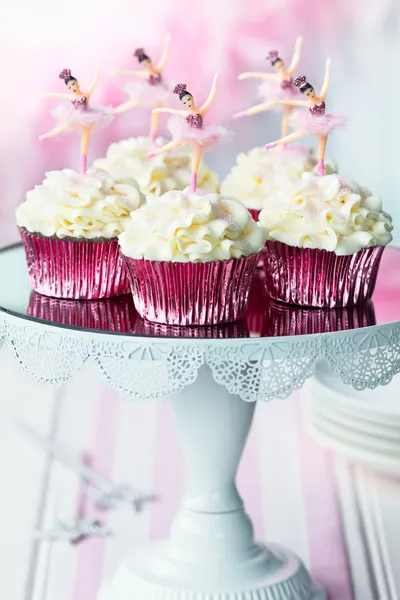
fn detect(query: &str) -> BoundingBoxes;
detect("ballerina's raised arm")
[262,97,309,109]
[318,58,331,101]
[156,33,171,73]
[152,106,187,117]
[43,92,72,100]
[238,71,279,81]
[110,68,148,78]
[199,73,219,114]
[85,64,100,98]
[287,36,303,75]
[232,100,278,119]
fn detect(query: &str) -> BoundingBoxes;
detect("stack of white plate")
[305,361,400,474]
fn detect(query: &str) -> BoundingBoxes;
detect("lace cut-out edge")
[0,312,399,400]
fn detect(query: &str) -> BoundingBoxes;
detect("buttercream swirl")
[221,146,337,210]
[258,173,393,255]
[16,168,145,239]
[94,136,219,195]
[119,189,269,262]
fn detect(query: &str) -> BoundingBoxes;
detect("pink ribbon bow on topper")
[134,48,144,57]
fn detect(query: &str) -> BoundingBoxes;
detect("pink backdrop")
[1,0,399,244]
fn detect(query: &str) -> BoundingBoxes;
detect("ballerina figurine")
[233,37,303,140]
[264,59,346,176]
[147,73,232,192]
[112,34,171,142]
[40,67,114,174]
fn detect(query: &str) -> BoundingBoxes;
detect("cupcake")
[119,189,268,325]
[94,136,219,195]
[17,167,145,299]
[259,173,393,307]
[221,145,337,220]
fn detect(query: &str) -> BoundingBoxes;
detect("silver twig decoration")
[18,423,158,512]
[36,518,111,545]
[95,484,157,512]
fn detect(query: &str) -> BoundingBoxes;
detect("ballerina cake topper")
[39,66,114,174]
[111,33,172,143]
[264,58,347,176]
[233,36,303,143]
[146,73,232,192]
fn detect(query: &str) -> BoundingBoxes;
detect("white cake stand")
[1,243,400,600]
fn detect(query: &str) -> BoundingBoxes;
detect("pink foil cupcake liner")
[263,241,385,308]
[246,269,268,336]
[248,209,261,222]
[28,292,137,332]
[123,252,263,326]
[263,299,376,337]
[19,228,130,300]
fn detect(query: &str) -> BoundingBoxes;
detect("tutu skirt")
[258,79,299,105]
[167,117,233,148]
[124,80,171,108]
[51,103,114,132]
[290,110,347,136]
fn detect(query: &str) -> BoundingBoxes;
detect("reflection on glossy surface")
[27,277,376,338]
[263,300,376,337]
[134,316,249,338]
[28,292,137,333]
[0,244,399,339]
[246,269,376,337]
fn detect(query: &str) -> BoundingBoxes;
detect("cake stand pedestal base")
[99,542,326,600]
[98,366,325,600]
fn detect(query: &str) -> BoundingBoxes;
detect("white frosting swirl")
[16,168,145,239]
[94,136,219,195]
[119,189,269,262]
[258,174,393,255]
[221,146,337,210]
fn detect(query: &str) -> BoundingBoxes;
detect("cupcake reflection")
[28,292,137,333]
[263,300,376,337]
[133,316,249,338]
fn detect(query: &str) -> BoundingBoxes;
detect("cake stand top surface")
[0,243,399,341]
[0,243,399,399]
